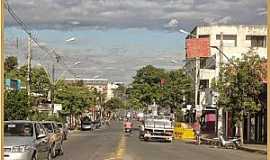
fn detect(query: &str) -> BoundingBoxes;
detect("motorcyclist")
[123,118,133,133]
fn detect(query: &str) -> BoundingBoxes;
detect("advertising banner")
[186,38,210,59]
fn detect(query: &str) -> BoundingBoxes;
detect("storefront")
[200,109,216,134]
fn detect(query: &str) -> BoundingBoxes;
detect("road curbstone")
[238,146,267,154]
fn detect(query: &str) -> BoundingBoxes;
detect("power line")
[5,0,79,79]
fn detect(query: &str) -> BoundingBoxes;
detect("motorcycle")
[219,135,240,149]
[124,128,132,136]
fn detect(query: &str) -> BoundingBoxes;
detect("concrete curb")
[238,146,267,155]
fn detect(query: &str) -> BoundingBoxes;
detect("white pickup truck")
[142,115,174,142]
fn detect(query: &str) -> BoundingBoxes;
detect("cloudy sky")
[4,0,266,83]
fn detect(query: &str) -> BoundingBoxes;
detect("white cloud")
[5,0,265,30]
[203,16,232,25]
[164,19,179,28]
[256,8,267,16]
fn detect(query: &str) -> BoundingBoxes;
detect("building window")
[200,57,215,69]
[200,58,207,69]
[199,35,210,39]
[199,79,209,91]
[216,34,237,47]
[246,35,266,48]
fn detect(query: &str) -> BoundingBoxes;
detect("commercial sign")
[5,79,21,90]
[186,38,210,59]
[206,114,216,122]
[53,104,62,113]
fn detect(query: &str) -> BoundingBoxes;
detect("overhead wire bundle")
[4,0,79,79]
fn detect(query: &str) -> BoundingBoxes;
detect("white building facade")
[184,25,267,134]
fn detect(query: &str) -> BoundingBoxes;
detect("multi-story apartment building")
[184,25,267,143]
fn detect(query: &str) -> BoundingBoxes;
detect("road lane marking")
[105,134,127,160]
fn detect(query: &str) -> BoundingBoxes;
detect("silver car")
[4,121,51,160]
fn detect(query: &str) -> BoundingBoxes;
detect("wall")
[191,25,267,108]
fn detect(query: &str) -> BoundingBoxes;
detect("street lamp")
[210,46,236,67]
[65,37,77,42]
[178,29,197,38]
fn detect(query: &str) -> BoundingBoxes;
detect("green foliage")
[5,63,51,97]
[105,97,125,111]
[113,84,126,100]
[55,83,94,116]
[31,112,64,122]
[129,65,168,108]
[128,65,193,110]
[175,108,184,122]
[31,66,51,96]
[214,50,266,120]
[161,69,194,109]
[5,56,18,72]
[4,89,31,120]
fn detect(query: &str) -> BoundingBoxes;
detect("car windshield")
[81,117,92,124]
[4,122,33,137]
[42,123,54,133]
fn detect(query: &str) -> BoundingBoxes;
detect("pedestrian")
[193,119,201,145]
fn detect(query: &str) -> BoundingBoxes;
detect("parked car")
[41,121,63,158]
[57,123,68,140]
[4,120,51,160]
[81,116,94,131]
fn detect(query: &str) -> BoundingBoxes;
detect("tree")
[92,89,106,119]
[113,84,126,100]
[5,89,31,120]
[31,66,51,96]
[162,69,194,112]
[5,63,51,97]
[55,83,94,128]
[214,50,266,144]
[105,97,125,111]
[129,65,169,108]
[128,65,193,112]
[5,56,18,72]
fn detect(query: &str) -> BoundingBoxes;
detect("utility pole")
[0,0,4,159]
[194,56,200,120]
[216,32,223,137]
[27,33,32,104]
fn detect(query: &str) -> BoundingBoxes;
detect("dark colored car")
[81,117,93,131]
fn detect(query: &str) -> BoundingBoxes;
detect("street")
[56,121,266,160]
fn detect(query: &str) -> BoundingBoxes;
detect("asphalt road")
[55,121,266,160]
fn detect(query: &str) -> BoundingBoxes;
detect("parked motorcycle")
[218,135,240,149]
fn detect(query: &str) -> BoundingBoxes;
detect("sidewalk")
[238,144,267,154]
[199,134,267,154]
